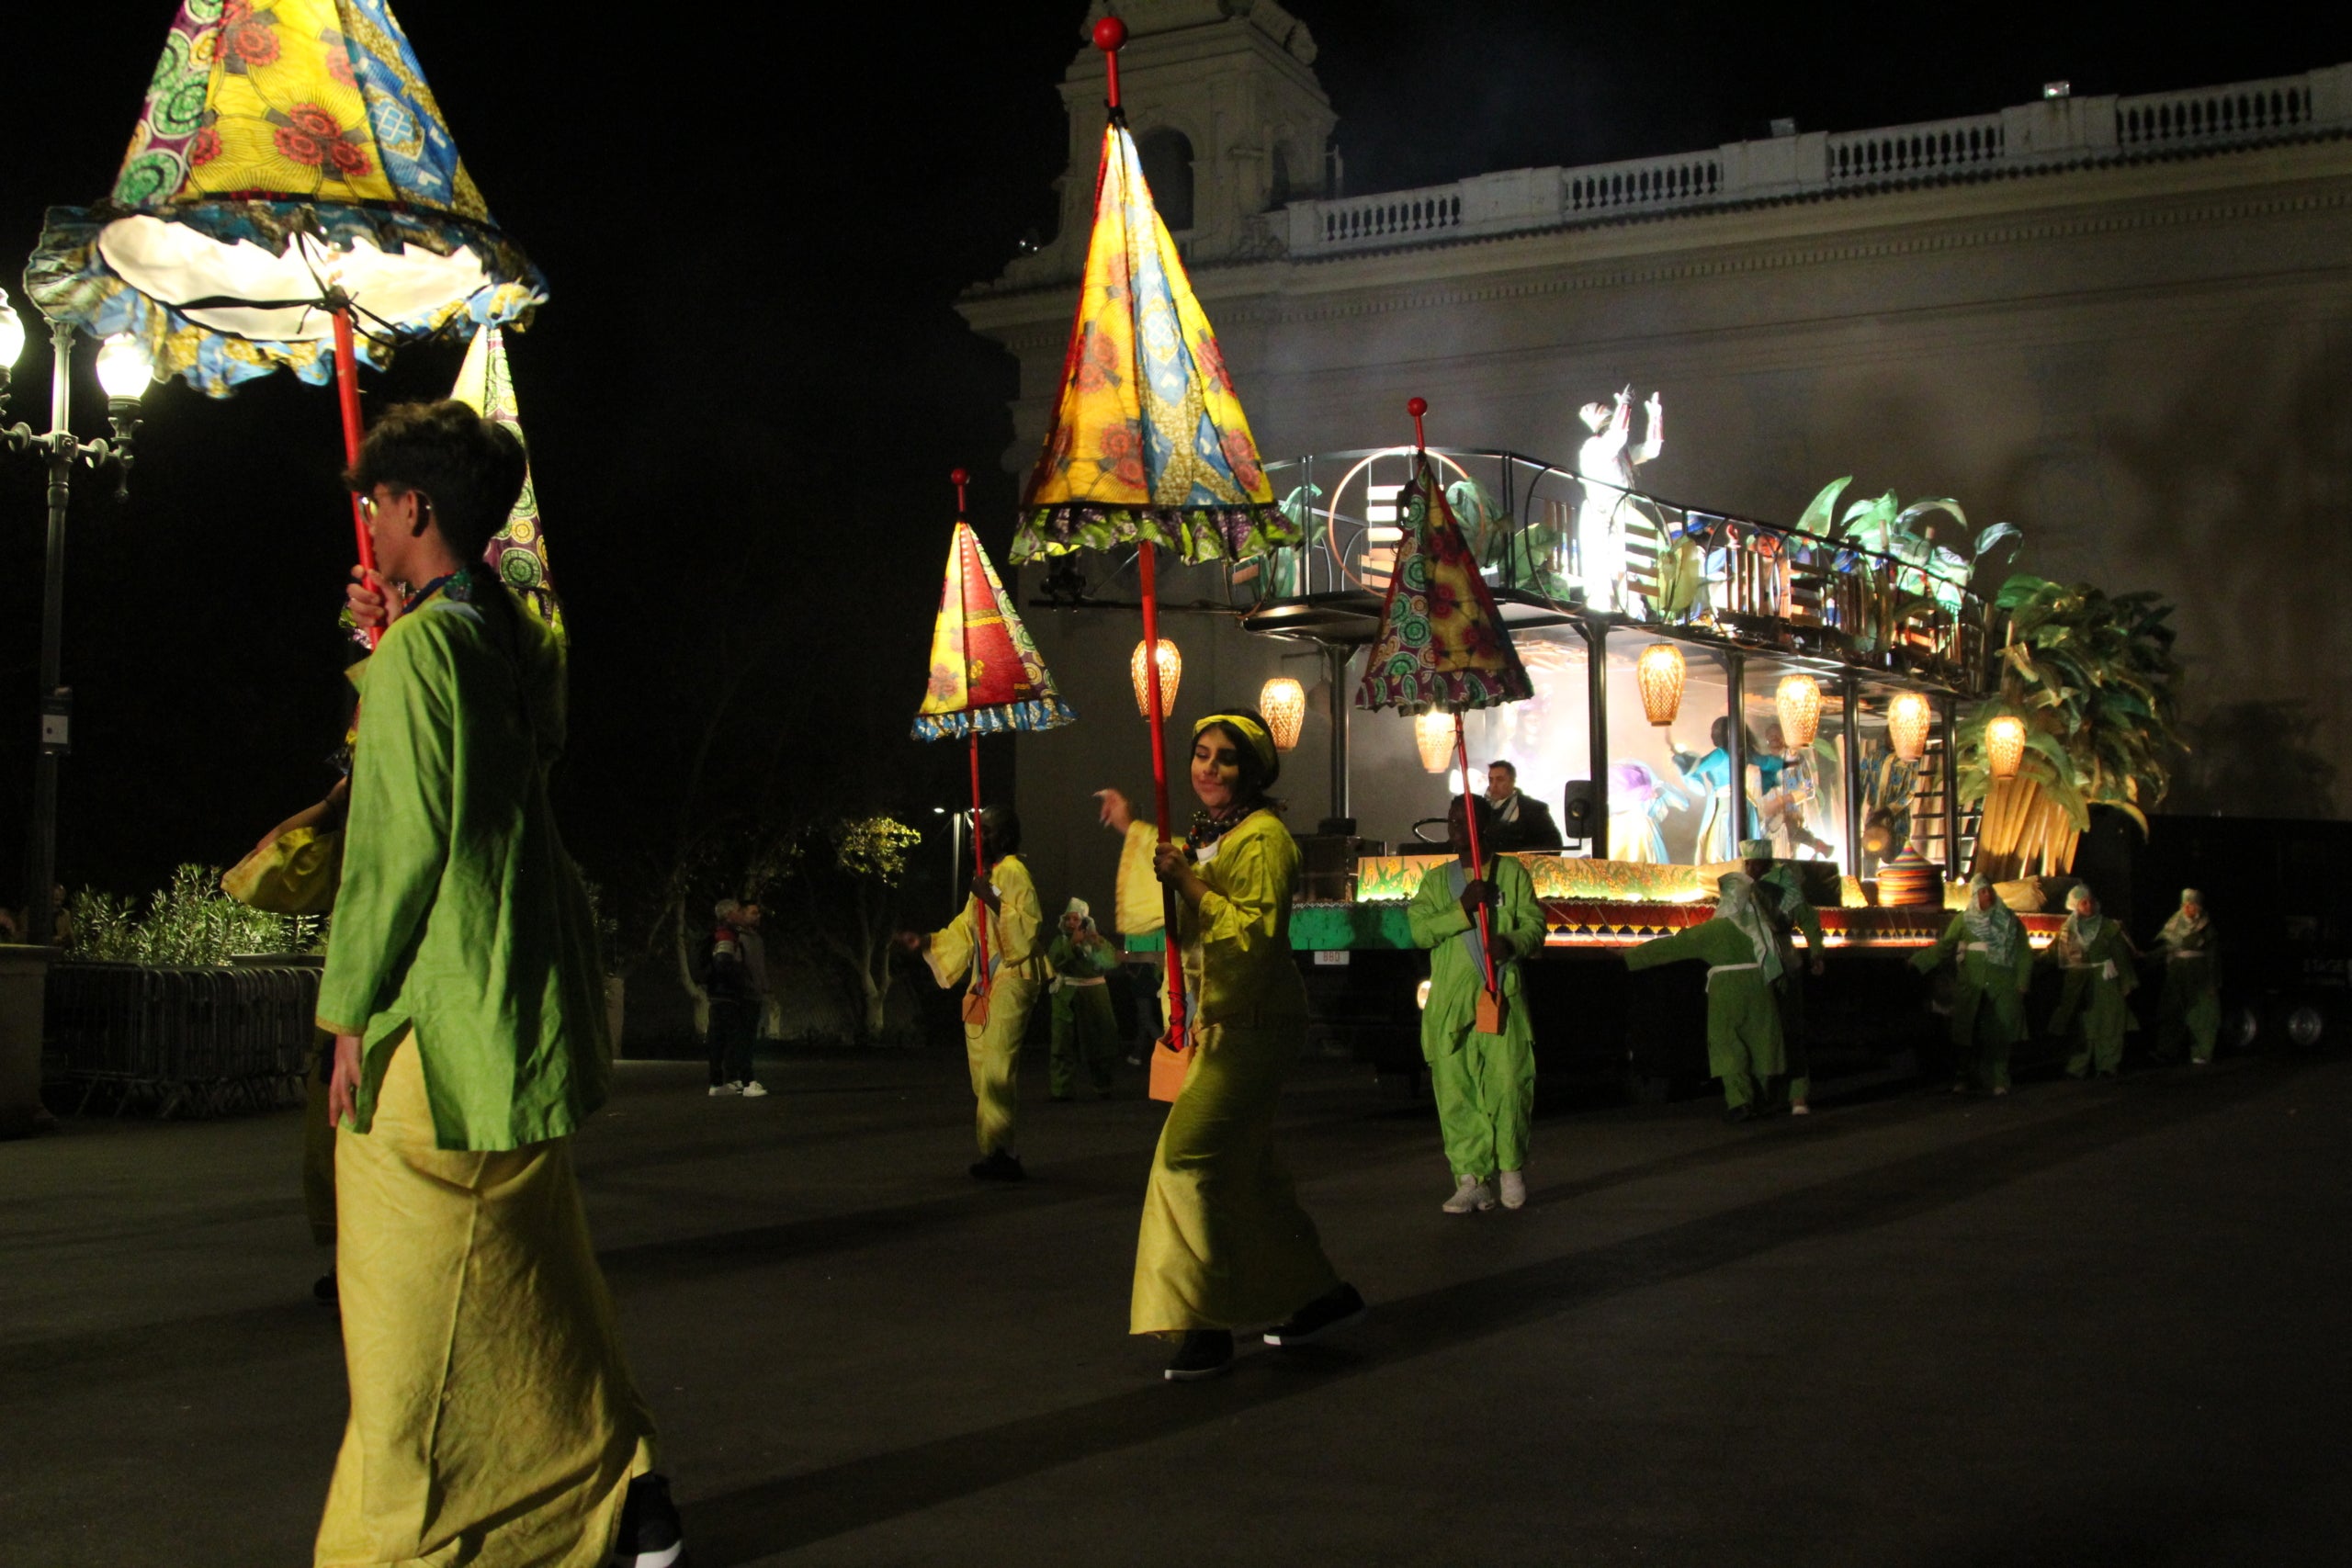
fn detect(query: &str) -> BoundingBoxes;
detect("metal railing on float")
[1234,446,1992,688]
[46,959,319,1118]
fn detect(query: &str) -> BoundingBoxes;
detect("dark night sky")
[4,3,2349,942]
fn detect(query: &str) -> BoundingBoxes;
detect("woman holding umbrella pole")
[1105,711,1366,1382]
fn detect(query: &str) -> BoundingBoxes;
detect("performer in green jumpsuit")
[1742,839,1825,1115]
[1046,897,1121,1100]
[2153,889,2222,1065]
[1910,874,2034,1095]
[1625,874,1787,1122]
[1408,795,1544,1213]
[901,806,1044,1180]
[1115,711,1364,1382]
[2048,886,2137,1079]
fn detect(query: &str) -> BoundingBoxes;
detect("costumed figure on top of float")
[2046,885,2138,1079]
[1409,794,1544,1213]
[1911,874,2035,1095]
[1623,873,1788,1122]
[1671,717,1782,863]
[2153,889,2222,1066]
[1607,760,1687,865]
[1574,387,1663,613]
[1046,898,1122,1101]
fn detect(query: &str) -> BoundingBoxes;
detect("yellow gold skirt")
[316,1037,656,1567]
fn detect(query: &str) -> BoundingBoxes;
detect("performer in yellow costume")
[902,806,1045,1180]
[1102,712,1365,1382]
[316,402,679,1568]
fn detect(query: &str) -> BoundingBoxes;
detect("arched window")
[1136,128,1195,231]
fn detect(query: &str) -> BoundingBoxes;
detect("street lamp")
[1,295,149,948]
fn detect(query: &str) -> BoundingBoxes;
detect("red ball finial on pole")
[1407,396,1429,452]
[1093,15,1126,109]
[951,468,970,516]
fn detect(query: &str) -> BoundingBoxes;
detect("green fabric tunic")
[2048,919,2139,1077]
[1132,809,1340,1335]
[2155,919,2222,1063]
[1046,930,1122,1097]
[1755,864,1824,1104]
[316,581,610,1152]
[1910,913,2035,1091]
[1626,919,1786,1107]
[1409,853,1542,1178]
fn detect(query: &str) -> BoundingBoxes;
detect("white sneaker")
[1442,1175,1496,1214]
[739,1080,769,1099]
[707,1084,739,1098]
[1498,1169,1527,1210]
[1790,1101,1812,1117]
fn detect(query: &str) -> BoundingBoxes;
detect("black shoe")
[1163,1329,1234,1382]
[610,1472,685,1568]
[968,1151,1026,1182]
[312,1269,337,1305]
[1724,1104,1754,1124]
[1263,1282,1368,1348]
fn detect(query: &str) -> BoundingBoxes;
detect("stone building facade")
[961,3,2352,917]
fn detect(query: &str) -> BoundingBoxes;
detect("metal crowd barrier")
[46,960,320,1119]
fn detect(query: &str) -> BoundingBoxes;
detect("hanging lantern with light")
[1259,676,1306,750]
[1888,692,1932,761]
[1636,642,1686,727]
[1775,673,1822,750]
[1413,710,1455,773]
[1985,714,2028,780]
[1130,637,1181,718]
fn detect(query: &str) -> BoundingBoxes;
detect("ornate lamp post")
[0,296,150,948]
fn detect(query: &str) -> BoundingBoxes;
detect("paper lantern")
[1636,643,1686,727]
[1888,692,1932,761]
[1260,677,1306,750]
[1131,638,1181,718]
[1414,710,1455,773]
[1775,673,1823,750]
[1985,715,2028,780]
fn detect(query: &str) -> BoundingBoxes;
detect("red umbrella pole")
[969,730,991,997]
[1138,542,1186,1047]
[332,307,380,649]
[1454,711,1500,998]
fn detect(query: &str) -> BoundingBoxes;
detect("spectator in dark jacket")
[1483,761,1563,852]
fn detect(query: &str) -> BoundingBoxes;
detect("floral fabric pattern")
[449,325,562,640]
[27,0,540,398]
[1014,121,1286,564]
[1357,454,1535,715]
[913,524,1079,742]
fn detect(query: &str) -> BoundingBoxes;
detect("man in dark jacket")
[1483,761,1564,852]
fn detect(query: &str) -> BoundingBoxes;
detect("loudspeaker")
[1562,780,1596,842]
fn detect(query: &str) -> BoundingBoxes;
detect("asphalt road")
[4,1046,2346,1566]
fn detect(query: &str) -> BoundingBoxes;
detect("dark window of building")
[1136,128,1195,231]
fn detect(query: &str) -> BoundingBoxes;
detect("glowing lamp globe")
[94,335,152,402]
[1413,711,1455,773]
[1985,715,2028,780]
[0,300,24,369]
[1888,692,1932,761]
[1130,637,1181,718]
[1260,677,1306,750]
[1635,643,1686,727]
[1775,673,1823,750]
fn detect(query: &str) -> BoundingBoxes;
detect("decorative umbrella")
[447,323,561,638]
[1012,16,1295,1050]
[914,468,1078,1006]
[26,0,547,641]
[1357,398,1534,1008]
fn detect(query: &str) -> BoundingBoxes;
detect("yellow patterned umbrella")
[448,325,561,639]
[1012,17,1297,1055]
[27,0,546,634]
